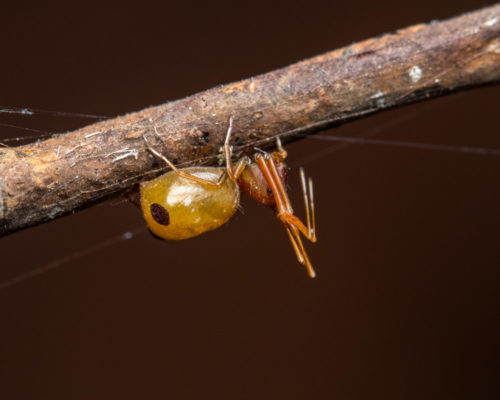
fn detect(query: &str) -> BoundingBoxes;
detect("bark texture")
[1,5,499,236]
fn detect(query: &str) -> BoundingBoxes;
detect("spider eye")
[266,188,272,195]
[150,203,170,226]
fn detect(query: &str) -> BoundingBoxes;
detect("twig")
[0,5,499,236]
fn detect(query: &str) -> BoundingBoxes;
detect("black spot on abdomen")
[150,203,170,226]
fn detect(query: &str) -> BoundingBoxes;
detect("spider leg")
[223,115,251,181]
[284,225,305,264]
[275,136,288,160]
[143,135,226,187]
[284,224,316,278]
[266,157,317,242]
[300,167,317,241]
[255,154,317,277]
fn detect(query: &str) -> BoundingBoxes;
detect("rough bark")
[1,5,499,236]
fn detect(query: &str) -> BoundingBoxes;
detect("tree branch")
[1,5,499,236]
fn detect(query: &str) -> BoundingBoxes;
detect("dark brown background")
[1,1,499,399]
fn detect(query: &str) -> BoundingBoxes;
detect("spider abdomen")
[140,167,240,240]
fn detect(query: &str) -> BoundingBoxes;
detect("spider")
[140,116,317,277]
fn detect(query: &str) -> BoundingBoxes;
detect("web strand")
[0,106,109,119]
[308,135,500,156]
[0,227,145,290]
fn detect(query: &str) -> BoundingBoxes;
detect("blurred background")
[0,1,499,399]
